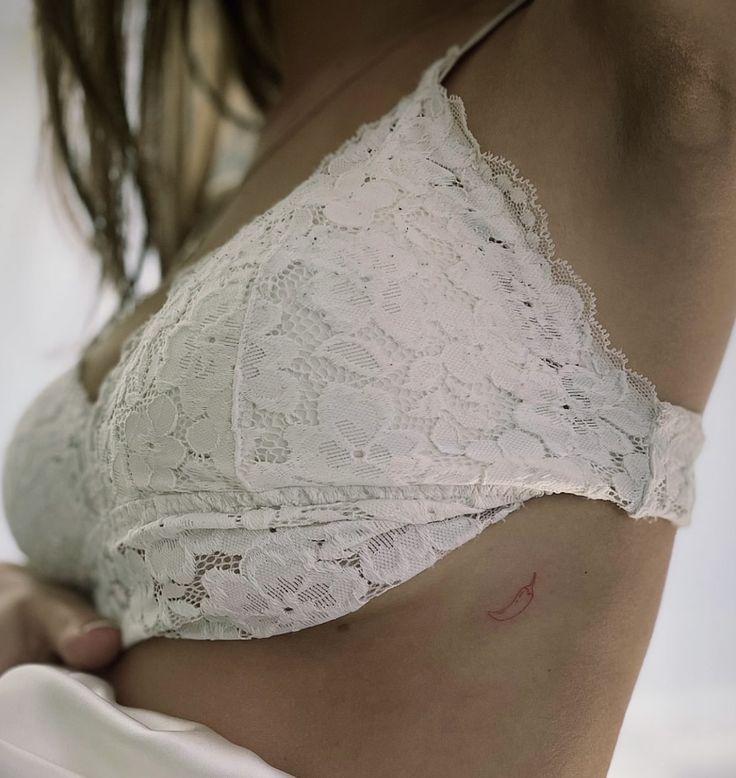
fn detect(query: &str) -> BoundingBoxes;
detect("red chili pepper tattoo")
[486,572,537,622]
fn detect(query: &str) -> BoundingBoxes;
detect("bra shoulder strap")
[438,0,535,83]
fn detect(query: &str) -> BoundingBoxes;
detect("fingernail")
[78,619,118,635]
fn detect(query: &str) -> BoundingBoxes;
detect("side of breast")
[99,492,677,778]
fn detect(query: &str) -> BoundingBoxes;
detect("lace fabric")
[2,0,705,650]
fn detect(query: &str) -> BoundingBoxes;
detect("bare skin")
[82,1,735,776]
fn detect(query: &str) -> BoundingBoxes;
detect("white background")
[1,4,735,775]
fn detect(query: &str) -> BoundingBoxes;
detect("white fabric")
[2,0,705,655]
[0,663,295,777]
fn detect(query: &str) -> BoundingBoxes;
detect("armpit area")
[578,0,736,151]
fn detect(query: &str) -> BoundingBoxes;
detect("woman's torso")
[82,1,688,775]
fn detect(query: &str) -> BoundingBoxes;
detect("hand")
[0,561,122,675]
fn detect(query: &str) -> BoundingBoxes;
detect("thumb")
[31,584,122,671]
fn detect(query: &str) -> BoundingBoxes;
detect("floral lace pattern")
[2,5,705,649]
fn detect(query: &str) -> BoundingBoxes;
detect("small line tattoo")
[487,571,537,622]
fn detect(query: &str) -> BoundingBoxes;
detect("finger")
[58,621,123,671]
[0,595,39,675]
[27,582,122,670]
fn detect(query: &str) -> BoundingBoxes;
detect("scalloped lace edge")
[434,76,704,421]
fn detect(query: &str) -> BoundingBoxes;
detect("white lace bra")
[2,0,705,650]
